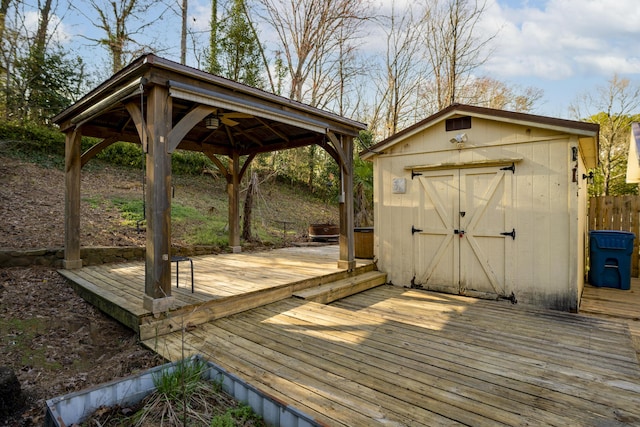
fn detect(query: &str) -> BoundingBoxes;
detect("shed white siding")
[366,106,598,311]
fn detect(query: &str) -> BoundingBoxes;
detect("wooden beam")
[319,140,339,165]
[143,85,174,314]
[257,117,289,142]
[81,136,119,168]
[338,135,355,270]
[64,129,83,269]
[73,123,140,143]
[204,152,229,178]
[228,125,263,147]
[241,134,324,156]
[239,153,256,182]
[125,102,147,152]
[167,104,216,153]
[228,151,241,252]
[327,130,350,176]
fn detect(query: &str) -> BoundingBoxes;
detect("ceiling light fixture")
[204,115,220,130]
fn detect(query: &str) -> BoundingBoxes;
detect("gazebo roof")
[57,54,363,311]
[53,54,366,157]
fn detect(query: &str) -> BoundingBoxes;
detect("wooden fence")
[588,195,640,277]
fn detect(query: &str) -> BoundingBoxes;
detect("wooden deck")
[59,245,374,340]
[146,286,640,426]
[581,277,640,358]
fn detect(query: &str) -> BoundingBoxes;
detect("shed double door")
[413,166,514,298]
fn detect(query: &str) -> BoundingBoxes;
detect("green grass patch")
[0,318,62,370]
[211,403,264,426]
[188,222,230,247]
[111,198,208,224]
[82,359,265,426]
[82,195,104,209]
[111,198,145,224]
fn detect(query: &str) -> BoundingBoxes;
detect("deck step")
[293,270,387,304]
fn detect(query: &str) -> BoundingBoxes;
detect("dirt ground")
[0,156,166,426]
[0,155,149,250]
[0,152,336,426]
[0,267,164,426]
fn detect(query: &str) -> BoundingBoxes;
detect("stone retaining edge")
[0,246,220,268]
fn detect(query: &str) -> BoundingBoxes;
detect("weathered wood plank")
[215,311,578,426]
[59,270,142,332]
[145,287,640,426]
[223,305,623,426]
[293,271,386,303]
[339,288,639,373]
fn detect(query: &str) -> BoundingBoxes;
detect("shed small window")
[446,116,471,131]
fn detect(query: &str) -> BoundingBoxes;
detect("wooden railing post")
[63,129,83,269]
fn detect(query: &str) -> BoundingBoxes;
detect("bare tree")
[33,0,53,58]
[76,0,170,73]
[570,74,640,196]
[180,0,187,64]
[422,0,495,110]
[256,0,372,105]
[370,1,427,138]
[0,0,12,46]
[462,76,543,113]
[256,0,372,191]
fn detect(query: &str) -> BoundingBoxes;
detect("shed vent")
[446,116,471,131]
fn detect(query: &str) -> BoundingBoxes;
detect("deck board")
[147,286,640,426]
[59,245,373,336]
[581,278,640,360]
[60,245,640,425]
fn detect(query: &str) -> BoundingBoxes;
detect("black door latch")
[500,228,516,240]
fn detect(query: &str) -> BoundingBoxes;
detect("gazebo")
[53,54,366,314]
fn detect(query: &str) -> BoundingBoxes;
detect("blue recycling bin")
[589,230,635,290]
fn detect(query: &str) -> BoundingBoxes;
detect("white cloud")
[481,0,640,81]
[24,10,72,45]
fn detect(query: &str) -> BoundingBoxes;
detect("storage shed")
[361,104,599,311]
[626,122,640,183]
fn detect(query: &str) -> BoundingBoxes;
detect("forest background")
[1,0,639,213]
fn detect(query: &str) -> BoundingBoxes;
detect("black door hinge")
[499,292,518,304]
[500,163,515,174]
[411,170,423,179]
[412,225,423,235]
[500,228,516,240]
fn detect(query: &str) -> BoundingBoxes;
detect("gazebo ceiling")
[53,54,366,158]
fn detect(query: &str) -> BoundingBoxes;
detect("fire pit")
[308,223,339,242]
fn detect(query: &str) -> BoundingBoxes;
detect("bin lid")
[590,230,635,250]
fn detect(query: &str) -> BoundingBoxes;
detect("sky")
[478,0,640,117]
[53,0,640,120]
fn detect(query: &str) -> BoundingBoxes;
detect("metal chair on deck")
[171,256,194,293]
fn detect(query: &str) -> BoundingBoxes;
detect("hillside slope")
[0,153,338,251]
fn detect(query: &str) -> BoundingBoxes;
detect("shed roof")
[54,54,366,157]
[361,104,600,167]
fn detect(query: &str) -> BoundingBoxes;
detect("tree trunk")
[241,171,258,241]
[180,0,187,64]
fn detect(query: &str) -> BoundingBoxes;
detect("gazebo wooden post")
[143,85,174,314]
[63,129,83,269]
[228,151,241,253]
[338,135,355,270]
